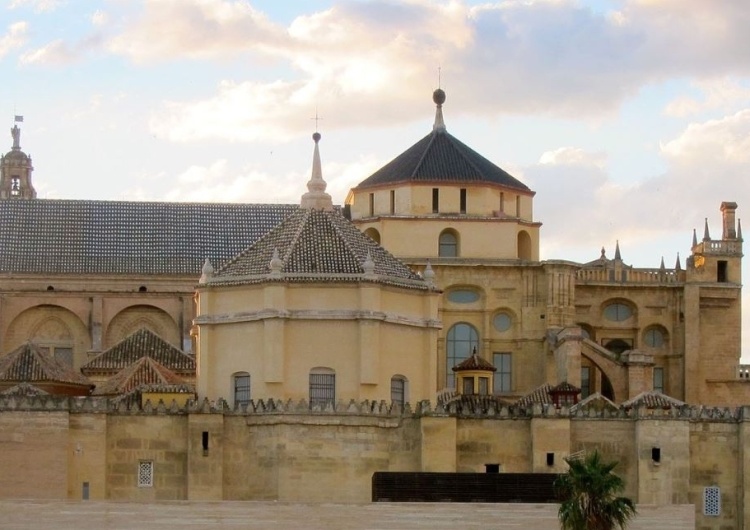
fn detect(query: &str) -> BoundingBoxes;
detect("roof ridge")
[411,132,440,179]
[282,208,312,267]
[325,211,368,274]
[444,131,491,182]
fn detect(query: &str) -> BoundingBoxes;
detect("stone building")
[0,93,747,528]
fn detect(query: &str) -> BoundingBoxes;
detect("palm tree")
[555,451,637,530]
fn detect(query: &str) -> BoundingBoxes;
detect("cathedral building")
[0,93,748,528]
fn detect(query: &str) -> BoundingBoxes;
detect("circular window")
[604,303,632,322]
[447,289,480,303]
[493,313,512,332]
[644,328,665,348]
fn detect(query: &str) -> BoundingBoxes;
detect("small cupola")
[452,348,496,395]
[0,120,37,199]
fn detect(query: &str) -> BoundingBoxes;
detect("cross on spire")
[310,108,323,132]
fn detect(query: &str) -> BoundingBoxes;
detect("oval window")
[447,289,480,303]
[493,313,512,332]
[604,303,632,322]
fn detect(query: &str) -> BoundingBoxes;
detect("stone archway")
[105,305,180,349]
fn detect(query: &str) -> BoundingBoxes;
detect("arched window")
[439,230,458,257]
[643,327,667,348]
[364,227,381,244]
[309,367,336,408]
[446,323,479,388]
[604,339,631,355]
[603,302,633,322]
[390,375,408,406]
[517,230,532,260]
[233,372,250,406]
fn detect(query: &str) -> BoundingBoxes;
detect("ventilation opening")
[484,463,500,474]
[46,286,54,291]
[546,453,554,466]
[432,188,439,213]
[202,431,209,456]
[139,286,148,292]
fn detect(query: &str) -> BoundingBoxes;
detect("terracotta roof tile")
[452,353,497,372]
[622,391,686,409]
[0,342,93,387]
[516,383,553,407]
[0,382,49,396]
[93,357,188,396]
[81,328,195,375]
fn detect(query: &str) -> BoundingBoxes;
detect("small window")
[478,377,488,395]
[447,289,479,303]
[604,303,632,322]
[653,367,664,393]
[499,192,505,213]
[233,372,250,406]
[439,231,458,257]
[462,377,475,394]
[493,352,512,393]
[515,196,521,217]
[11,176,20,196]
[309,368,335,408]
[604,339,631,355]
[704,486,721,516]
[389,190,395,214]
[391,375,407,406]
[581,366,591,399]
[493,313,512,332]
[644,328,665,348]
[432,188,439,213]
[138,461,154,488]
[718,260,728,282]
[368,193,374,216]
[460,188,466,214]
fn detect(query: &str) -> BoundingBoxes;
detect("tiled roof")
[354,130,529,191]
[622,391,686,409]
[452,353,497,372]
[516,383,553,407]
[211,208,429,289]
[0,199,297,275]
[93,357,188,396]
[550,381,581,394]
[0,342,93,387]
[0,382,49,396]
[81,328,195,375]
[570,393,619,413]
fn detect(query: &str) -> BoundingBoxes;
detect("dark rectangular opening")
[202,431,209,455]
[460,188,466,214]
[485,463,500,474]
[652,447,661,463]
[368,193,374,217]
[546,452,554,466]
[432,188,439,213]
[389,190,395,214]
[82,482,89,500]
[718,260,728,282]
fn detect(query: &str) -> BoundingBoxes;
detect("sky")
[1,0,750,358]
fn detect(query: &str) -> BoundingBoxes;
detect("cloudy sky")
[1,0,749,357]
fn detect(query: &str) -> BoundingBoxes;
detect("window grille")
[391,377,406,406]
[704,486,720,516]
[309,372,335,408]
[493,352,512,393]
[233,373,250,406]
[653,367,665,394]
[439,231,458,257]
[138,461,153,488]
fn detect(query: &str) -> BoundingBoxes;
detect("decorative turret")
[0,120,37,199]
[300,132,333,211]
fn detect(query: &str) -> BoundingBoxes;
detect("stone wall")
[0,397,749,529]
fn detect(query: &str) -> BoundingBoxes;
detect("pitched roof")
[81,328,195,375]
[0,382,49,396]
[516,383,553,407]
[93,357,189,396]
[0,199,297,275]
[354,130,530,192]
[452,353,497,372]
[209,208,430,290]
[622,391,686,409]
[0,342,93,387]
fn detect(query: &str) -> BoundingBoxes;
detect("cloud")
[91,9,108,27]
[0,21,28,59]
[664,78,750,117]
[8,0,62,13]
[19,32,103,66]
[539,147,607,167]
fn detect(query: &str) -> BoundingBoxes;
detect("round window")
[604,303,632,322]
[447,289,480,303]
[493,313,512,332]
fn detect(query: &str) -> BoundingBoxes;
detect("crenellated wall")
[0,396,749,529]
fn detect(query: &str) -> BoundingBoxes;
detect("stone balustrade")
[695,239,743,255]
[576,267,681,284]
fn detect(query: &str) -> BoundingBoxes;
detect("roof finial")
[300,131,333,211]
[432,86,446,132]
[362,250,376,279]
[423,260,435,287]
[269,247,283,277]
[738,219,743,240]
[675,252,682,271]
[692,228,698,248]
[614,240,621,261]
[10,125,20,151]
[199,258,214,283]
[703,218,711,241]
[659,256,665,271]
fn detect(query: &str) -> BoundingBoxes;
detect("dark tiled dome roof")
[0,199,297,275]
[81,328,194,375]
[212,208,429,290]
[354,130,529,192]
[0,342,93,387]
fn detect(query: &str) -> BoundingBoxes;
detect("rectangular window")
[391,377,405,406]
[653,367,665,393]
[462,377,475,395]
[478,377,488,395]
[499,192,505,213]
[54,347,74,368]
[309,372,336,408]
[718,260,728,282]
[138,461,154,488]
[460,188,467,214]
[368,193,374,216]
[234,374,251,406]
[389,190,395,214]
[493,353,512,393]
[516,196,521,217]
[581,366,591,399]
[432,188,439,213]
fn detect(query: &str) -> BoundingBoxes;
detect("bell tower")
[0,122,37,199]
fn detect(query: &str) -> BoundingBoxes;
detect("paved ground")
[0,501,694,529]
